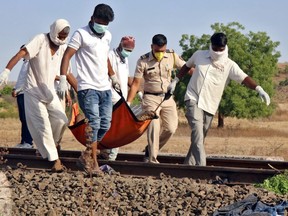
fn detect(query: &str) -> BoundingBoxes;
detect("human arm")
[67,73,78,92]
[58,47,77,96]
[0,48,27,86]
[108,58,120,90]
[167,64,192,94]
[242,76,270,106]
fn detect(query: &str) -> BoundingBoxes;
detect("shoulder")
[75,26,88,35]
[26,33,46,47]
[165,49,175,53]
[140,52,150,60]
[191,50,208,59]
[32,33,46,42]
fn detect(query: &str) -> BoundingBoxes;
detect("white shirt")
[24,33,66,103]
[109,49,132,104]
[68,25,112,91]
[14,60,29,95]
[185,50,248,115]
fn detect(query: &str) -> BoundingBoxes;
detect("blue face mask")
[93,23,108,34]
[121,49,132,58]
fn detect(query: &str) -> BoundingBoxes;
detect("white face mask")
[209,45,228,71]
[121,49,132,58]
[93,23,108,34]
[51,36,68,46]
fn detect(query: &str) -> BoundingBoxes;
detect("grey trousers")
[184,100,214,166]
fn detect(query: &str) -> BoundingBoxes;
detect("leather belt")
[144,91,165,97]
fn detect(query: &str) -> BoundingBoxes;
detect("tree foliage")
[175,22,280,119]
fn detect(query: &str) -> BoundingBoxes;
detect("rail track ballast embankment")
[1,147,287,184]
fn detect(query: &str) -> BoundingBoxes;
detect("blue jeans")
[17,94,33,145]
[78,89,112,143]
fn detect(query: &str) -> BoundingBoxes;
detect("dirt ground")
[1,102,288,161]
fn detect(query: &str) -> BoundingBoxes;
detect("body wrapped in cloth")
[68,93,157,149]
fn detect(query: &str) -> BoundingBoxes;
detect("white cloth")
[185,50,248,115]
[24,34,67,103]
[24,92,67,161]
[68,25,112,91]
[49,19,70,46]
[209,45,228,71]
[22,30,69,161]
[109,49,130,104]
[14,60,29,95]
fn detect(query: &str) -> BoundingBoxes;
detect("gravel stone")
[0,169,287,215]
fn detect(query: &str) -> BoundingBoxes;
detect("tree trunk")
[217,112,224,128]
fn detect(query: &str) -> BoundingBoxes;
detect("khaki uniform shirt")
[134,49,186,93]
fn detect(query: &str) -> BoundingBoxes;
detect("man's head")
[119,36,135,58]
[151,34,167,61]
[50,19,70,46]
[121,36,135,51]
[209,32,229,71]
[210,32,227,52]
[91,4,114,34]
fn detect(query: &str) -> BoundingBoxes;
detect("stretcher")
[67,91,158,150]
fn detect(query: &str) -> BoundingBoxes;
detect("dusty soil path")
[1,102,287,161]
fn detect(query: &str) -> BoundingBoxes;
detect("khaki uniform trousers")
[24,92,68,161]
[142,94,178,163]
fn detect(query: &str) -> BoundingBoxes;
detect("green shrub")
[255,170,288,195]
[0,85,13,95]
[0,93,18,119]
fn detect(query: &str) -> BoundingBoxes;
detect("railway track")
[1,147,287,184]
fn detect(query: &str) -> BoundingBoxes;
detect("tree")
[175,22,280,125]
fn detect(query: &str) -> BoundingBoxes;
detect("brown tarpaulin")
[68,97,152,150]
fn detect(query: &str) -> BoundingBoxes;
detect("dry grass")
[1,102,288,161]
[1,64,288,161]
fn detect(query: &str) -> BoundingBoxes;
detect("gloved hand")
[110,74,121,91]
[57,75,68,99]
[255,86,270,106]
[137,91,143,101]
[167,77,179,94]
[0,68,11,87]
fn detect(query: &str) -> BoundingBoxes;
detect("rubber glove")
[137,91,143,101]
[110,74,121,91]
[0,68,10,86]
[167,77,179,94]
[255,86,270,106]
[57,75,68,99]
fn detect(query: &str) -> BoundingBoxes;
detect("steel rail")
[0,152,283,184]
[2,147,287,170]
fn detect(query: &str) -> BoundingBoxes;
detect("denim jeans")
[17,94,33,145]
[78,89,112,142]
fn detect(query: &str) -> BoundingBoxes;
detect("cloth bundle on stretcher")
[67,94,155,150]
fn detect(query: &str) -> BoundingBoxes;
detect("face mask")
[209,45,228,60]
[93,23,108,34]
[51,36,67,46]
[154,51,164,61]
[121,49,131,58]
